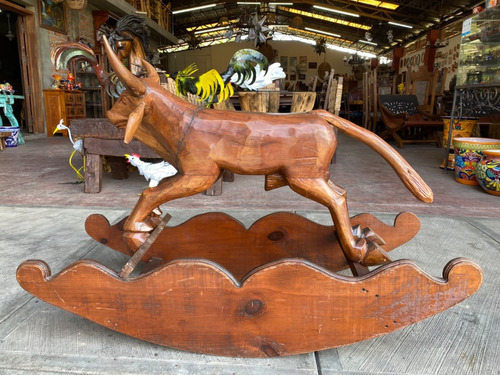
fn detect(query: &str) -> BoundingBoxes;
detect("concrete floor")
[0,133,499,374]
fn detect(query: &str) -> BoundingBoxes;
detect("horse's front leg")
[124,171,221,251]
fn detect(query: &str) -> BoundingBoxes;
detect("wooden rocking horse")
[16,36,483,357]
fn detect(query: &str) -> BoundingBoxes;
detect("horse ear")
[102,35,146,97]
[124,102,145,143]
[141,59,160,85]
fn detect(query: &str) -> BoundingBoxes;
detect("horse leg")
[124,171,221,250]
[287,177,367,263]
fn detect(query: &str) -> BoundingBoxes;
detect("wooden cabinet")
[43,90,86,136]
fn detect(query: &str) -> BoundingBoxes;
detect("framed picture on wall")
[289,57,297,74]
[280,56,288,73]
[299,56,307,71]
[308,62,317,69]
[39,0,66,34]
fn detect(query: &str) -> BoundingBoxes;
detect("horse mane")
[108,14,151,61]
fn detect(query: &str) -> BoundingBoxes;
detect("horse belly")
[218,133,334,177]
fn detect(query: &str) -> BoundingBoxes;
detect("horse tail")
[313,109,433,203]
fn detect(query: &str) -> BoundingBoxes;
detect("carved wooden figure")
[101,35,432,266]
[16,35,483,358]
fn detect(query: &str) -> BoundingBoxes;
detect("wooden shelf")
[43,90,86,136]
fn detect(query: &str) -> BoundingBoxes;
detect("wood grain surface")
[17,257,482,357]
[85,211,421,280]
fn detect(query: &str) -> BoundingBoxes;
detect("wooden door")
[0,0,44,134]
[17,11,44,133]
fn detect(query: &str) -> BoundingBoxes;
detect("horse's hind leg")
[287,177,367,263]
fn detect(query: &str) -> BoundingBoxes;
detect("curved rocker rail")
[85,211,421,279]
[17,257,482,357]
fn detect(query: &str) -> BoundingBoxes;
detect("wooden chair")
[291,92,316,113]
[346,86,363,125]
[406,68,446,115]
[379,94,443,148]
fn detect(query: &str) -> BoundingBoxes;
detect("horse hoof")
[127,220,154,232]
[123,231,149,252]
[361,244,392,266]
[147,215,162,228]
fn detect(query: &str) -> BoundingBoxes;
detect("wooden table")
[231,91,316,113]
[70,118,159,193]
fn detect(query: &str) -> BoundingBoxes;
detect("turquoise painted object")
[0,93,25,145]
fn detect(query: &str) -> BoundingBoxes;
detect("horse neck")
[131,42,146,60]
[149,85,199,141]
[130,39,147,75]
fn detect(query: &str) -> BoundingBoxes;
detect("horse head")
[103,35,160,143]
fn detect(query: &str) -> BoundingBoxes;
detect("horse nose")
[106,109,121,124]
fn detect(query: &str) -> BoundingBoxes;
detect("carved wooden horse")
[14,36,481,360]
[102,36,433,266]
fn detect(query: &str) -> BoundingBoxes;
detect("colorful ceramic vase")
[475,149,500,196]
[440,118,477,171]
[442,117,477,149]
[453,137,500,185]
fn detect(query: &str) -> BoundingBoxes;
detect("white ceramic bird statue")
[53,119,85,180]
[233,62,286,91]
[124,153,177,188]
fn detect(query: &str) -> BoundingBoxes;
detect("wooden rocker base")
[83,211,421,278]
[16,212,483,357]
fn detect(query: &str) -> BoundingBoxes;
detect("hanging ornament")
[224,28,234,39]
[247,14,270,47]
[186,33,201,50]
[313,38,326,55]
[387,29,394,43]
[290,16,303,28]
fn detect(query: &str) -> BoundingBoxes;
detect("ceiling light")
[186,19,239,32]
[350,0,398,10]
[172,3,217,15]
[236,2,260,4]
[388,21,413,29]
[281,7,371,30]
[359,39,377,45]
[269,2,294,4]
[194,26,230,34]
[268,24,290,28]
[305,27,341,38]
[313,5,359,18]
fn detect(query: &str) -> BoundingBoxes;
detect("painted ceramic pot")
[442,117,477,149]
[0,126,20,147]
[453,137,500,185]
[475,149,500,196]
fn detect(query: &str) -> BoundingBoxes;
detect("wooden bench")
[70,118,228,195]
[379,94,443,148]
[70,119,160,193]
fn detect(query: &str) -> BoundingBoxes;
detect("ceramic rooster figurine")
[124,154,177,188]
[173,49,285,104]
[51,15,284,104]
